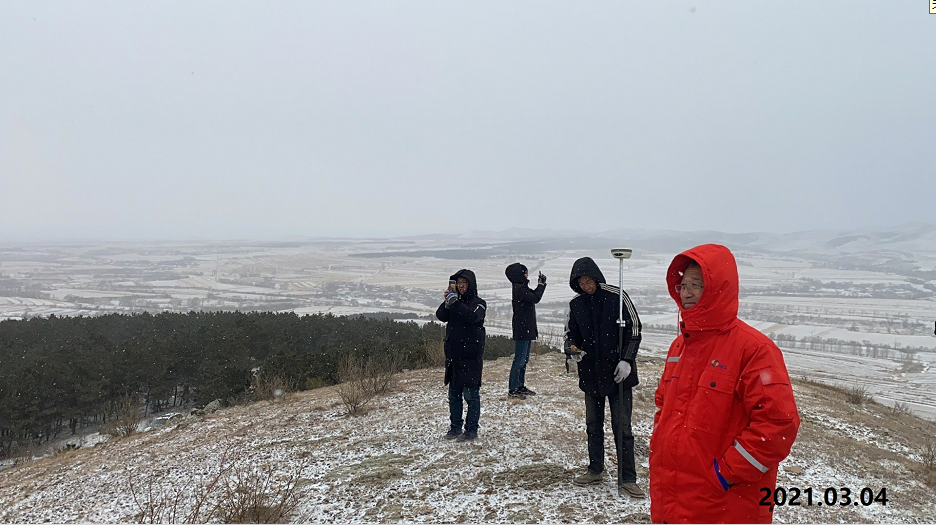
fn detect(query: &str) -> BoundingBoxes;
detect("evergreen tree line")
[0,311,515,457]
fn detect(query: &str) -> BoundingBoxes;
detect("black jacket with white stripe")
[436,269,487,388]
[564,257,642,394]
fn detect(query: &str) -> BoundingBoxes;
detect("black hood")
[450,269,479,298]
[505,263,528,285]
[569,257,606,294]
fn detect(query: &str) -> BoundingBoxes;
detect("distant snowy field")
[0,232,934,418]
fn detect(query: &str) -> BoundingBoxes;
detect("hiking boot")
[443,427,462,440]
[573,470,603,486]
[618,482,646,499]
[518,386,536,396]
[507,390,526,400]
[456,430,478,441]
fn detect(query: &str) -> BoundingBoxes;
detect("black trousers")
[585,389,636,484]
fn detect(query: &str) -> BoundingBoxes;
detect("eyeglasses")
[675,283,704,294]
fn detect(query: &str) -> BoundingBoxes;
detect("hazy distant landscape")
[2,223,935,417]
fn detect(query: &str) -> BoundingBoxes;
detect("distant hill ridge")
[356,223,936,264]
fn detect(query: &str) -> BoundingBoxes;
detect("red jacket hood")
[666,244,739,332]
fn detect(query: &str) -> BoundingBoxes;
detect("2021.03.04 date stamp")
[760,487,888,507]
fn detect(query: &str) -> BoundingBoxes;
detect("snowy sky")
[1,1,934,241]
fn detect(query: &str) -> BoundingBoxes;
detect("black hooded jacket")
[505,262,546,340]
[435,269,486,388]
[564,257,642,395]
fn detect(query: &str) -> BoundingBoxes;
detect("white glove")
[570,351,586,363]
[614,361,632,383]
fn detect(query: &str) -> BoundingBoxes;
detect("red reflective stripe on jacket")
[649,244,800,524]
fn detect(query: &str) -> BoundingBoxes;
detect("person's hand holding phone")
[444,279,458,307]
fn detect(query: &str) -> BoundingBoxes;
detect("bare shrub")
[53,443,81,457]
[102,394,143,437]
[128,448,304,524]
[533,325,564,355]
[842,383,872,405]
[218,462,304,523]
[421,340,446,367]
[336,347,404,415]
[921,437,936,472]
[336,353,373,416]
[129,448,233,523]
[304,377,327,390]
[365,346,404,396]
[250,372,297,402]
[891,401,912,416]
[9,440,37,466]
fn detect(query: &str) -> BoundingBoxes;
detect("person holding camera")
[505,262,546,400]
[436,269,487,442]
[564,256,644,498]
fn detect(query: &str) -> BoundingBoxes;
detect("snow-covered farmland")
[1,233,934,420]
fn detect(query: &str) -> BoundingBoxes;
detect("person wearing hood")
[505,262,547,399]
[650,244,800,524]
[564,256,644,498]
[436,269,487,442]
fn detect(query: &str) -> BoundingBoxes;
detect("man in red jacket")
[650,244,800,524]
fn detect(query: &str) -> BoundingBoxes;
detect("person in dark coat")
[435,269,487,441]
[505,262,546,399]
[564,256,645,498]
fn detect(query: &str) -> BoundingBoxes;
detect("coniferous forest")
[0,311,516,457]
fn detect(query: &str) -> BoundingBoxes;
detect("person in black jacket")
[505,262,546,399]
[564,256,645,498]
[436,269,487,442]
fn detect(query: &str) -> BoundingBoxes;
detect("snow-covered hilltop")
[1,352,933,523]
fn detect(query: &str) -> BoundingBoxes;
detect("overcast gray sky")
[1,1,933,241]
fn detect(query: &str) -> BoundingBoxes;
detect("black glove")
[538,273,546,285]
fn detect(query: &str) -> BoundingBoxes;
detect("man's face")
[578,275,598,295]
[679,266,705,310]
[456,277,469,295]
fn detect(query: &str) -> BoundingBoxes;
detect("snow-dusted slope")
[1,352,935,523]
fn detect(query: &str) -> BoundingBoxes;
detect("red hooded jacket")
[650,244,800,524]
